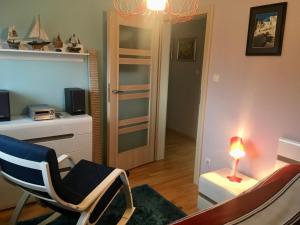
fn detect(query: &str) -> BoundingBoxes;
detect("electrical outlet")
[205,158,211,169]
[213,74,220,82]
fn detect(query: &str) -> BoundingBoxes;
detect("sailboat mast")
[38,15,41,39]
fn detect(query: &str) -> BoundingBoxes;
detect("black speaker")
[65,88,86,115]
[0,90,10,122]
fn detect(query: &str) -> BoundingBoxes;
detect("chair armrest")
[57,154,75,168]
[76,168,125,210]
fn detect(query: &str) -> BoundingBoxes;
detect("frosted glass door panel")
[119,65,150,85]
[118,129,148,153]
[119,98,149,120]
[119,25,151,50]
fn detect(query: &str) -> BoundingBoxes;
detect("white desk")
[198,168,258,210]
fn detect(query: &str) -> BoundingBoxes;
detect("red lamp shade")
[227,136,246,183]
[229,136,246,160]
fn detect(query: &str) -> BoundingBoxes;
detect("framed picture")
[177,38,197,61]
[246,2,287,56]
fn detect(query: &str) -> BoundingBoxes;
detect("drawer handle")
[25,134,74,143]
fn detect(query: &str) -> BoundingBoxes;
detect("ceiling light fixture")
[113,0,201,23]
[147,0,167,11]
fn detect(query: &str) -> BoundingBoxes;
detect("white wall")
[200,0,300,179]
[167,18,206,138]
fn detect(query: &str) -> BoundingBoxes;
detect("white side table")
[198,168,258,210]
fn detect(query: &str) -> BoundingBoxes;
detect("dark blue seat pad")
[44,160,123,222]
[62,160,120,200]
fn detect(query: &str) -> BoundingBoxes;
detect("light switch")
[213,74,220,82]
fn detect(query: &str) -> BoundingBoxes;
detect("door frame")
[155,4,214,184]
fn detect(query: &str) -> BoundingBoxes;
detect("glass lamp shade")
[113,0,200,23]
[227,136,246,183]
[229,136,246,160]
[147,0,167,11]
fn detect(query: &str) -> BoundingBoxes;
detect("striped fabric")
[171,165,300,225]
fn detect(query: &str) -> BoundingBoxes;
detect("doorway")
[167,16,206,137]
[165,16,207,176]
[107,5,214,179]
[156,5,214,184]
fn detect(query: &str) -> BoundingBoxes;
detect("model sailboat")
[27,15,50,50]
[7,26,21,49]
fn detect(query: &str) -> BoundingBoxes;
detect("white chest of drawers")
[0,114,92,210]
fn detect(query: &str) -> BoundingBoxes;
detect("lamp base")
[227,175,242,183]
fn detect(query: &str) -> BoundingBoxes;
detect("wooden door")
[107,12,160,170]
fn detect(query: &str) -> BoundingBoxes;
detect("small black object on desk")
[65,88,86,115]
[0,90,10,122]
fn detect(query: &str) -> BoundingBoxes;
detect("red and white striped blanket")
[171,164,300,225]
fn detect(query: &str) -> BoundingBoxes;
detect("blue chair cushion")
[44,160,123,221]
[0,135,123,219]
[61,160,123,205]
[62,160,118,198]
[0,135,82,204]
[89,177,123,223]
[0,135,55,185]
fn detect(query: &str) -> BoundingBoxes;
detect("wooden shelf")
[0,49,89,62]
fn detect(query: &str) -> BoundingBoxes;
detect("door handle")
[112,90,125,94]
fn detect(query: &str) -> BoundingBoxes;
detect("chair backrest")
[0,135,82,208]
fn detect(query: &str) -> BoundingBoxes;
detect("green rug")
[19,185,186,225]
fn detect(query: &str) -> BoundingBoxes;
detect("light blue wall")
[0,0,112,52]
[0,0,113,159]
[1,59,88,115]
[0,0,113,115]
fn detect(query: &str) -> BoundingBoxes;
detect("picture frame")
[177,38,197,61]
[246,2,287,56]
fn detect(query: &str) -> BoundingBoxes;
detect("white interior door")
[107,12,160,170]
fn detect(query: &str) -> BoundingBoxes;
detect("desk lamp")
[227,136,246,183]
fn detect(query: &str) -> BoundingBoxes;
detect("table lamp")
[227,136,246,183]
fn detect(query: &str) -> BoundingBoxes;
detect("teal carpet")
[19,185,186,225]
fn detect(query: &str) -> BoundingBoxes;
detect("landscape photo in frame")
[177,38,197,61]
[246,2,287,56]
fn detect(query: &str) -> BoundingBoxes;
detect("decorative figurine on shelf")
[27,15,50,50]
[67,34,82,53]
[7,26,21,49]
[53,33,63,52]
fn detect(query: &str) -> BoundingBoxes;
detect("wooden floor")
[129,130,199,214]
[0,130,199,224]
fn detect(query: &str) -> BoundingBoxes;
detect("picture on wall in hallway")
[246,2,287,56]
[177,38,197,61]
